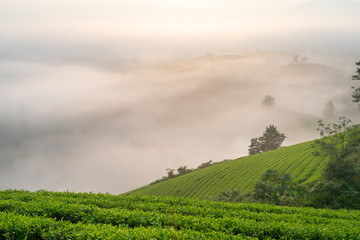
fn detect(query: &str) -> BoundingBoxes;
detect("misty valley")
[1,0,360,238]
[1,51,359,193]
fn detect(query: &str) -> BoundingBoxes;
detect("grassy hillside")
[0,190,359,239]
[126,140,327,198]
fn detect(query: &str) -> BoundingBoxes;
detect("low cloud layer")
[0,52,359,193]
[0,0,359,193]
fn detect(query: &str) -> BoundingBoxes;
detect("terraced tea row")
[1,190,360,239]
[2,191,359,221]
[0,212,247,240]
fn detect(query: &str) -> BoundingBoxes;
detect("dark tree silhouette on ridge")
[248,125,286,155]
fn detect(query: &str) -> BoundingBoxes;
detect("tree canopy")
[310,117,360,209]
[313,116,354,162]
[252,169,300,205]
[262,95,275,107]
[248,125,286,155]
[352,60,360,107]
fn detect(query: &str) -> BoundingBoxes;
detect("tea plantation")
[127,140,326,198]
[1,190,360,239]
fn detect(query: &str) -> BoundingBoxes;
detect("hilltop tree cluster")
[248,125,286,155]
[151,160,215,185]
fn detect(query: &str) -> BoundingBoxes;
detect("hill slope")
[126,140,326,198]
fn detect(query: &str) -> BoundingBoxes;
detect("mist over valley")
[0,0,359,193]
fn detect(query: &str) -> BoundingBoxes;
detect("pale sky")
[0,0,320,38]
[1,0,358,59]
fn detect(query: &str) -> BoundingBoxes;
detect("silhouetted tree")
[352,60,360,107]
[262,95,275,107]
[166,168,176,178]
[248,137,262,155]
[353,87,360,105]
[260,125,287,152]
[248,125,286,155]
[177,166,192,175]
[322,101,335,119]
[197,160,213,170]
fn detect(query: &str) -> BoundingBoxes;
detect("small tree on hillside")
[262,95,275,107]
[166,168,176,178]
[252,169,298,205]
[309,117,360,209]
[322,101,335,119]
[177,166,192,175]
[197,160,213,170]
[313,117,360,182]
[352,60,360,107]
[313,117,354,163]
[248,125,286,155]
[353,87,360,105]
[260,125,287,152]
[248,137,262,155]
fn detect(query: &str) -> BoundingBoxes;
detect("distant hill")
[125,140,327,198]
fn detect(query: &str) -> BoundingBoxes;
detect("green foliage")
[248,125,286,155]
[312,117,360,182]
[177,166,192,175]
[352,86,360,104]
[352,60,360,107]
[352,60,360,80]
[308,180,360,209]
[323,157,357,183]
[151,161,216,185]
[311,118,360,209]
[196,160,214,170]
[166,168,176,178]
[129,140,326,199]
[260,125,286,152]
[313,116,354,162]
[248,137,262,155]
[210,189,244,203]
[1,190,360,239]
[252,169,302,206]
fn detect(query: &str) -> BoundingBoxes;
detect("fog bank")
[0,0,359,193]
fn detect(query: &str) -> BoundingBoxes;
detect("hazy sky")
[0,0,310,35]
[0,0,359,194]
[0,0,359,62]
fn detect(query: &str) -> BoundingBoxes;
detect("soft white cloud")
[0,0,359,194]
